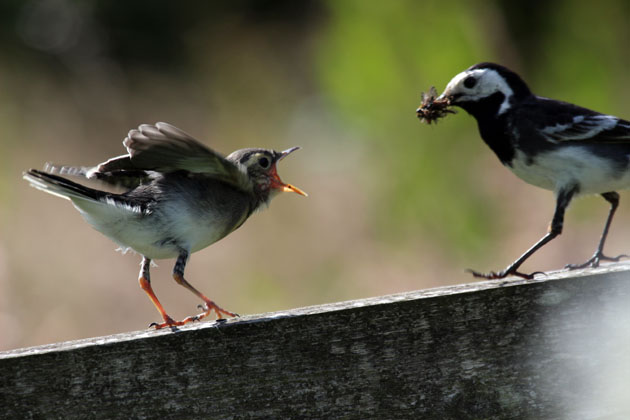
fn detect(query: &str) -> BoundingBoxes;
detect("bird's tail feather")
[23,169,106,202]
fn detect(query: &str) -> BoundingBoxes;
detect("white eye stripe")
[239,152,256,164]
[444,69,514,115]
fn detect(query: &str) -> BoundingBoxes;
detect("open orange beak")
[270,147,308,197]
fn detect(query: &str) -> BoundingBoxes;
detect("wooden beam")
[2,263,630,419]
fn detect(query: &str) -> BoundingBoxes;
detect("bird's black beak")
[277,146,300,161]
[270,147,307,196]
[436,92,457,104]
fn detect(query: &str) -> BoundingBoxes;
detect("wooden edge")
[3,261,629,360]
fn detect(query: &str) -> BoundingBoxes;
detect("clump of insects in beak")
[416,86,455,124]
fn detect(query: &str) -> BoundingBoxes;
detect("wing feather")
[80,122,250,191]
[531,98,630,144]
[37,123,250,192]
[121,122,249,189]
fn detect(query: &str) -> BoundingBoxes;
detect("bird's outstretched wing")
[532,98,630,144]
[97,122,250,190]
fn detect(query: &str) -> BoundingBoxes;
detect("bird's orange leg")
[173,273,238,321]
[138,257,188,329]
[173,250,238,321]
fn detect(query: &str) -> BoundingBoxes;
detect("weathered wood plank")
[2,263,630,419]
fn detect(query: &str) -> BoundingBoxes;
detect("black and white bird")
[430,62,630,279]
[23,122,307,328]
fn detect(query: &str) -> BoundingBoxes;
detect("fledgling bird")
[422,62,630,279]
[23,122,307,328]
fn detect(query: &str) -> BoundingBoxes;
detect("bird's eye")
[463,76,477,89]
[258,157,270,169]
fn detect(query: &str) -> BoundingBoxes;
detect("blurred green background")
[2,0,630,351]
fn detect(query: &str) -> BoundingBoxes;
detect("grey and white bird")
[421,62,630,279]
[24,122,307,328]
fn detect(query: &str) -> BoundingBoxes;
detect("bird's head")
[227,147,307,202]
[437,62,532,117]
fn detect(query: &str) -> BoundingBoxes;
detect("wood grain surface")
[2,263,630,419]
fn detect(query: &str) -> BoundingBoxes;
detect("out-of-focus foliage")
[316,0,496,254]
[2,0,630,350]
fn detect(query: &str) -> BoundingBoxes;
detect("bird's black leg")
[172,249,238,322]
[566,191,627,270]
[468,186,577,280]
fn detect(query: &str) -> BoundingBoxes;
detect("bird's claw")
[192,301,239,323]
[149,316,186,330]
[466,268,543,280]
[149,314,201,329]
[148,302,238,330]
[565,252,628,270]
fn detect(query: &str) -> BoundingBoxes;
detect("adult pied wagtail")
[24,122,307,328]
[420,62,630,279]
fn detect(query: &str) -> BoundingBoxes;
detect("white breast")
[509,147,630,195]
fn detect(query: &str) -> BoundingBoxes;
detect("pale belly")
[73,195,250,260]
[508,147,630,195]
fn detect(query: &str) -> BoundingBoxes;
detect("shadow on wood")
[2,263,630,419]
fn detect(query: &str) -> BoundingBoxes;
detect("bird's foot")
[149,302,238,329]
[149,314,199,330]
[565,252,628,270]
[466,267,544,280]
[194,300,239,323]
